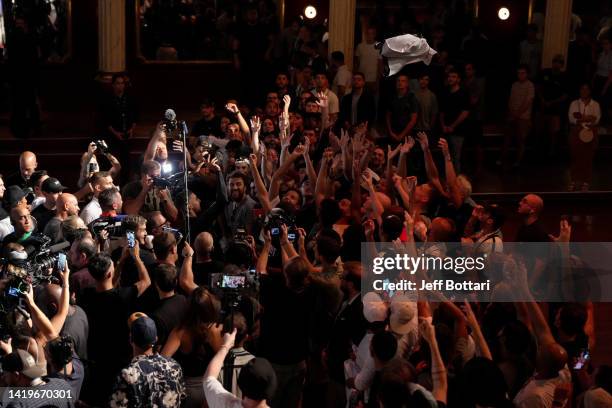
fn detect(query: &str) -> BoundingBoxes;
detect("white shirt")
[568,99,601,126]
[30,196,46,211]
[80,197,101,225]
[203,376,244,408]
[514,366,571,408]
[332,65,352,96]
[0,217,14,241]
[355,42,382,82]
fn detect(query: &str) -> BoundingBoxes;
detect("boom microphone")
[163,108,178,131]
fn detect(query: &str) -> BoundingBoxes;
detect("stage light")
[304,5,317,20]
[498,7,510,20]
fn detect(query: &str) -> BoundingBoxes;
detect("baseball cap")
[237,358,277,401]
[4,186,27,208]
[130,315,157,349]
[389,294,418,335]
[363,292,389,323]
[2,349,46,379]
[41,177,67,194]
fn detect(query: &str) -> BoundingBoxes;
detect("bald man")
[192,231,223,286]
[36,283,89,361]
[43,193,79,244]
[5,151,37,188]
[2,207,36,252]
[516,194,549,242]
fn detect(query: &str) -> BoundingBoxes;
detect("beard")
[231,189,244,201]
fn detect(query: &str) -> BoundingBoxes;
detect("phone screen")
[287,233,296,241]
[56,253,67,271]
[7,287,21,297]
[574,350,590,370]
[271,227,280,236]
[221,275,246,289]
[126,231,136,248]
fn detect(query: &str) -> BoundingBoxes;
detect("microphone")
[163,108,178,131]
[180,120,188,136]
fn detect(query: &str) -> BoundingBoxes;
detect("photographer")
[111,215,156,287]
[79,171,115,226]
[204,329,278,408]
[77,141,121,189]
[122,160,178,223]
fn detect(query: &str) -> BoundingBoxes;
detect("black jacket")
[337,90,377,131]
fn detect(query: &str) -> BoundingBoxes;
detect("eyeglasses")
[153,220,169,229]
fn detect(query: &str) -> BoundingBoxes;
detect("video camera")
[90,215,129,238]
[152,176,173,189]
[0,235,69,315]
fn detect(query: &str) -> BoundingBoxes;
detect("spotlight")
[304,5,317,20]
[498,7,510,21]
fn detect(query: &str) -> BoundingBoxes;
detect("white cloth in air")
[381,34,437,76]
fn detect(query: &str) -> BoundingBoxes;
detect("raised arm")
[417,132,448,198]
[420,318,448,404]
[179,242,198,295]
[144,123,166,162]
[249,154,273,214]
[49,263,71,336]
[438,138,462,208]
[131,242,151,296]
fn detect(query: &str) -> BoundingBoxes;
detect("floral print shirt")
[109,353,186,408]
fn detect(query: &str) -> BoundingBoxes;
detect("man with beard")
[221,171,256,250]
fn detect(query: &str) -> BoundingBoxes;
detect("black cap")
[4,186,27,208]
[237,358,277,401]
[130,316,157,349]
[41,177,67,193]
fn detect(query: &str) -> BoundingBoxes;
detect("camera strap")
[223,350,237,392]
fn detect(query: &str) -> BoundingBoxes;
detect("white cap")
[389,294,418,335]
[362,292,388,323]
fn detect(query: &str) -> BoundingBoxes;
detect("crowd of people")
[0,3,612,408]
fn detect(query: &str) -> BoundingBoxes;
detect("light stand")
[180,121,191,243]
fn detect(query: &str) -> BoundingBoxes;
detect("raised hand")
[87,142,97,155]
[400,137,415,154]
[388,144,402,160]
[549,219,572,243]
[182,241,194,258]
[293,144,306,157]
[363,219,376,239]
[392,174,403,189]
[283,95,291,112]
[416,132,429,150]
[249,153,258,167]
[250,116,261,135]
[225,103,239,115]
[339,129,349,150]
[462,300,478,329]
[419,317,436,344]
[438,138,450,157]
[361,170,373,187]
[316,92,328,109]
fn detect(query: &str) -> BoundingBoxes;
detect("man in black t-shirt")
[150,264,188,347]
[79,250,150,406]
[31,177,66,232]
[191,99,223,138]
[440,70,470,172]
[385,74,418,147]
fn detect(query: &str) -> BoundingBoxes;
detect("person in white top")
[80,171,115,225]
[355,27,382,94]
[312,73,339,128]
[203,329,277,408]
[568,83,601,191]
[330,51,352,99]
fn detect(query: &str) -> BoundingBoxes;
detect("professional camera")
[23,187,35,205]
[210,269,258,332]
[90,215,128,238]
[152,176,173,189]
[93,140,109,154]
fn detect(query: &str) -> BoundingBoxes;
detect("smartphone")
[56,253,67,271]
[287,233,296,241]
[271,227,280,236]
[126,231,136,248]
[574,350,590,370]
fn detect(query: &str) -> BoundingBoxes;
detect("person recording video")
[77,141,121,189]
[122,161,178,223]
